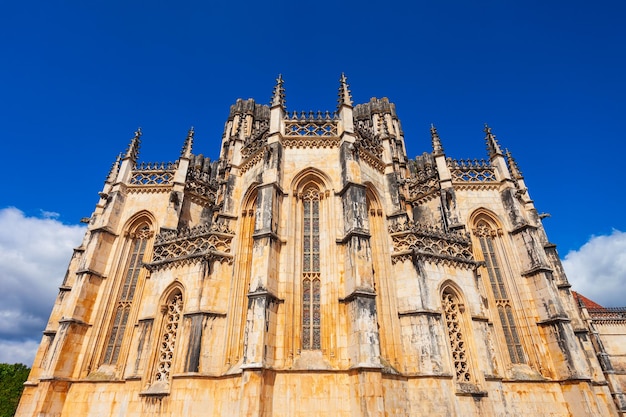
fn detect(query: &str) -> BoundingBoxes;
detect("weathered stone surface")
[16,77,624,417]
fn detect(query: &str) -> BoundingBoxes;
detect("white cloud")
[0,207,85,365]
[562,229,626,308]
[0,339,41,365]
[39,210,60,219]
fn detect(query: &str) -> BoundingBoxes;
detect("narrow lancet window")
[302,187,321,350]
[155,291,183,384]
[103,224,152,365]
[442,290,471,382]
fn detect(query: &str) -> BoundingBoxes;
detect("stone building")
[573,291,626,415]
[16,75,626,416]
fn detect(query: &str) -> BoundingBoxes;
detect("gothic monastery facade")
[16,76,626,416]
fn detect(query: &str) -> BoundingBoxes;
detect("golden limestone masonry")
[16,75,626,416]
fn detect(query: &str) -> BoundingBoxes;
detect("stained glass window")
[302,187,321,350]
[475,220,525,364]
[103,224,151,365]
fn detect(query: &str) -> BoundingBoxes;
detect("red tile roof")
[572,291,605,310]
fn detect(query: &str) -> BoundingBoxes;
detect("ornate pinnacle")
[181,126,194,158]
[337,72,353,108]
[484,123,503,158]
[124,127,141,161]
[271,74,286,108]
[505,148,524,179]
[106,153,122,183]
[430,123,444,155]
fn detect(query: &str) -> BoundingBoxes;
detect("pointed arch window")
[302,187,321,350]
[154,290,183,384]
[103,223,153,365]
[442,289,472,382]
[475,219,525,364]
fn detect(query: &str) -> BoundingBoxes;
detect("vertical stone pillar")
[338,144,382,368]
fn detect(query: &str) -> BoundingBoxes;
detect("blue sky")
[0,1,625,364]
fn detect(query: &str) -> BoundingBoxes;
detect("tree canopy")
[0,363,30,417]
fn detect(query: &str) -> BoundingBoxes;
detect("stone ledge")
[398,309,441,318]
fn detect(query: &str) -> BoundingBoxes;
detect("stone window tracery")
[474,218,526,364]
[103,224,152,365]
[154,291,183,383]
[302,187,321,350]
[442,290,471,382]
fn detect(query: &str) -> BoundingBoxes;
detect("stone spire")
[124,128,142,162]
[271,74,286,108]
[106,153,122,184]
[484,124,503,158]
[505,148,524,179]
[337,72,353,108]
[180,126,194,158]
[430,124,444,155]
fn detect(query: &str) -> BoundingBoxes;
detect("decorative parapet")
[239,147,266,173]
[147,223,234,270]
[357,147,385,173]
[354,120,384,159]
[403,153,440,202]
[185,167,218,205]
[389,221,476,268]
[587,307,626,323]
[447,158,497,183]
[130,162,177,186]
[284,111,338,137]
[240,121,269,159]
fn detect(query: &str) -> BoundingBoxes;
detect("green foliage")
[0,363,30,417]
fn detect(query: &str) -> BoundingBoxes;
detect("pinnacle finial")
[337,72,353,108]
[271,74,286,108]
[505,148,523,179]
[106,153,122,183]
[430,123,444,155]
[181,126,194,158]
[484,123,503,157]
[124,127,141,161]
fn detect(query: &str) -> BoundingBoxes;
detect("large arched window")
[301,186,321,350]
[473,215,525,364]
[102,220,153,365]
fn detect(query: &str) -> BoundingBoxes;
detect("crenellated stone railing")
[403,154,440,202]
[240,120,270,159]
[587,307,626,323]
[146,223,234,270]
[389,222,477,268]
[184,167,219,205]
[130,162,177,186]
[447,158,497,183]
[284,111,338,137]
[354,120,384,159]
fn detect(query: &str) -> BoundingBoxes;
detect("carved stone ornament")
[147,223,234,270]
[389,222,476,268]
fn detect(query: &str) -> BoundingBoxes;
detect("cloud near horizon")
[0,207,624,366]
[0,207,85,364]
[562,229,626,308]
